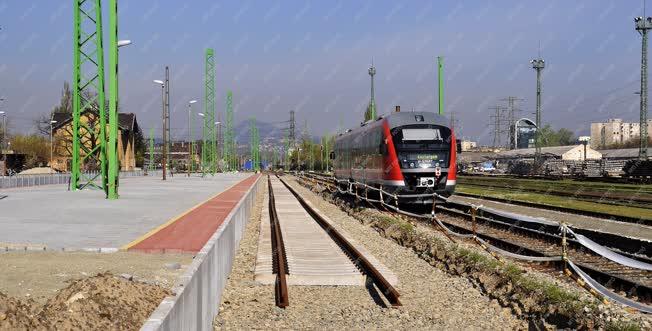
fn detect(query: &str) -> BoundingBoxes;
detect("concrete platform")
[255,177,397,286]
[0,173,249,250]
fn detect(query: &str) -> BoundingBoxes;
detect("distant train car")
[332,111,457,199]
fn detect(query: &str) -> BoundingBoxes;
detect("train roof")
[383,111,449,129]
[337,111,450,139]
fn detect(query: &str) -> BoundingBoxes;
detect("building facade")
[50,111,140,172]
[590,118,652,148]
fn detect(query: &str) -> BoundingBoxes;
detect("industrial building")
[495,145,602,161]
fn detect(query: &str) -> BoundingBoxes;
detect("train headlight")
[409,162,414,168]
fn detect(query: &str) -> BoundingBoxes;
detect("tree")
[539,125,576,147]
[10,134,49,169]
[133,125,145,167]
[35,81,72,136]
[557,128,575,146]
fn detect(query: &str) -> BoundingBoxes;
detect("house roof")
[600,148,651,159]
[495,145,581,158]
[52,111,137,132]
[458,151,497,163]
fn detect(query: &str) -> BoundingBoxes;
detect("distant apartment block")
[590,118,652,148]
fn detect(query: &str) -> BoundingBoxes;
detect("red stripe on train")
[382,120,404,182]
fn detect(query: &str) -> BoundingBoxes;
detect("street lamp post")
[197,112,205,175]
[153,79,166,180]
[214,121,221,172]
[50,120,57,172]
[187,100,197,177]
[0,109,6,162]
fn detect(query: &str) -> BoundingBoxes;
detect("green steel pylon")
[148,127,154,172]
[249,117,258,171]
[107,0,120,199]
[72,0,107,193]
[224,90,235,170]
[202,48,216,175]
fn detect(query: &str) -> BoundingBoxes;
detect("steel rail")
[454,191,652,226]
[277,175,402,307]
[267,175,289,308]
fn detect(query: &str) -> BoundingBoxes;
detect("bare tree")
[34,81,72,136]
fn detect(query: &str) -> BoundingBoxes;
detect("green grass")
[456,185,652,220]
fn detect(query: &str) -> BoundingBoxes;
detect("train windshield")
[391,124,451,168]
[401,128,443,141]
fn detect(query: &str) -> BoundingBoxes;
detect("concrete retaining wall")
[141,175,262,331]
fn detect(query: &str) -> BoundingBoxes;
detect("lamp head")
[118,40,132,48]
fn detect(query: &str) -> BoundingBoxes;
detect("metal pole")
[165,66,170,174]
[536,68,542,157]
[531,58,545,162]
[107,0,119,199]
[161,84,167,180]
[148,127,154,173]
[188,104,192,177]
[438,56,444,115]
[1,114,5,160]
[50,121,54,169]
[637,17,652,160]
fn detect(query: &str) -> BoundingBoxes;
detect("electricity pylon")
[249,117,259,171]
[202,48,216,175]
[72,0,107,193]
[224,90,235,170]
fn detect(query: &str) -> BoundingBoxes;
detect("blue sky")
[0,0,647,144]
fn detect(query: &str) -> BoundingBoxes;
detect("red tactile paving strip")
[129,174,260,253]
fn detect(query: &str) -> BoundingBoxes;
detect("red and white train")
[332,111,457,198]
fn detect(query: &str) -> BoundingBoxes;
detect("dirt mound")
[0,273,170,330]
[0,292,40,330]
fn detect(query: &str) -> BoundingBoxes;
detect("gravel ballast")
[214,176,526,329]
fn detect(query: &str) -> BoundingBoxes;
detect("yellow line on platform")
[120,175,253,251]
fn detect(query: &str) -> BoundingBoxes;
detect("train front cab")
[384,120,457,197]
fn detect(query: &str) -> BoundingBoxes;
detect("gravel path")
[215,176,526,329]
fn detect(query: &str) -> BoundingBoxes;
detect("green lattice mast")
[72,0,107,192]
[224,90,235,170]
[249,117,259,171]
[148,127,154,172]
[202,48,216,175]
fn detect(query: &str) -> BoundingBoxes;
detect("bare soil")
[0,251,191,303]
[0,273,170,330]
[0,251,192,330]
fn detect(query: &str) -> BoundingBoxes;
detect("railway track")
[453,191,652,226]
[456,180,652,210]
[295,172,652,305]
[265,174,401,308]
